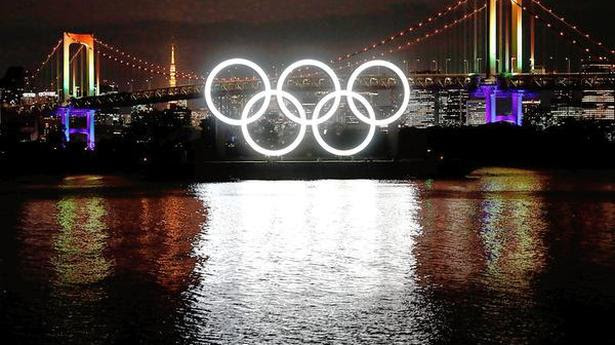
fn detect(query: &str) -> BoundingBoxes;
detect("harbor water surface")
[1,169,614,344]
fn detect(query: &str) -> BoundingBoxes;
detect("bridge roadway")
[39,72,615,109]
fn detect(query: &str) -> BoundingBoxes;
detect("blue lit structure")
[56,107,96,150]
[473,86,534,126]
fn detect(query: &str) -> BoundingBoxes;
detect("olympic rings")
[312,90,377,157]
[204,58,410,157]
[347,60,411,127]
[241,90,307,157]
[205,58,271,126]
[276,59,342,125]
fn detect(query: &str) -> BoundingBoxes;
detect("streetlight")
[432,59,438,73]
[565,57,571,74]
[445,58,452,74]
[416,58,421,72]
[463,59,469,74]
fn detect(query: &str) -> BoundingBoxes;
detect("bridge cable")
[335,4,487,72]
[331,0,474,65]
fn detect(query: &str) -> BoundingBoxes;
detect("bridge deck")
[47,73,615,109]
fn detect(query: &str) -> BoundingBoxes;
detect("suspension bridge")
[21,0,615,150]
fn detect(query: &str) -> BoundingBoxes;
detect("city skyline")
[1,0,613,155]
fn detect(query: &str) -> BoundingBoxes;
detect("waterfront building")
[466,98,487,126]
[403,89,436,128]
[438,89,469,126]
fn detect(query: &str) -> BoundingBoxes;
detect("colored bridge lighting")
[204,59,410,157]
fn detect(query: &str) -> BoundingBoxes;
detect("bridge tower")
[62,33,99,102]
[511,0,523,73]
[488,0,497,78]
[59,33,99,150]
[488,0,524,76]
[483,0,526,125]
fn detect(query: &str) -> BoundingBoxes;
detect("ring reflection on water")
[1,171,615,344]
[185,180,432,343]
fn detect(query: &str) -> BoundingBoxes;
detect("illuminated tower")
[488,1,524,75]
[62,32,97,102]
[488,0,497,78]
[482,1,527,125]
[511,0,523,73]
[168,43,187,108]
[170,43,177,88]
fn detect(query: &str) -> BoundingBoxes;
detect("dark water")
[1,169,614,344]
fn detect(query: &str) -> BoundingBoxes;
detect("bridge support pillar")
[511,91,523,126]
[86,110,95,150]
[479,86,527,125]
[483,85,497,124]
[56,107,96,150]
[60,108,71,143]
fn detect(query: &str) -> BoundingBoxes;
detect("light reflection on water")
[1,171,615,344]
[184,180,431,343]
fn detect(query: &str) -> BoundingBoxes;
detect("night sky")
[1,0,613,78]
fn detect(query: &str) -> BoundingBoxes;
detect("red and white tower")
[169,43,177,88]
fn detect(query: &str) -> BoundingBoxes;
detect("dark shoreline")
[2,160,615,186]
[0,158,464,183]
[192,159,465,181]
[2,121,614,182]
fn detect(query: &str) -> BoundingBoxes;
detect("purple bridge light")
[473,86,536,126]
[56,107,96,150]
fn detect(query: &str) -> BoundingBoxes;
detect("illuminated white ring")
[276,59,342,125]
[205,58,271,126]
[241,89,307,157]
[312,90,376,157]
[346,60,411,127]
